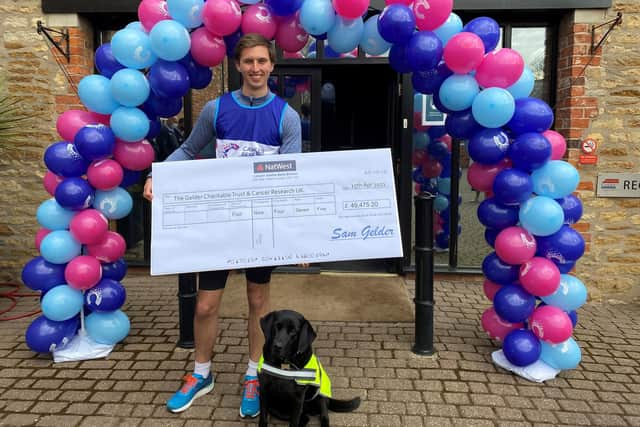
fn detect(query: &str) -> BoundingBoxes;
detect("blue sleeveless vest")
[214,92,287,158]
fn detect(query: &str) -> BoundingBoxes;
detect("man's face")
[235,45,274,93]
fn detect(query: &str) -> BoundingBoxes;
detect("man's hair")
[233,33,276,64]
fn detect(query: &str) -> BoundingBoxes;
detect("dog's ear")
[296,319,317,355]
[260,312,275,337]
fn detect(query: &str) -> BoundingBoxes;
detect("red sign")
[581,139,597,154]
[579,154,598,165]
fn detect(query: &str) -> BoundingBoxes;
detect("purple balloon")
[179,53,213,89]
[25,315,79,353]
[74,125,115,161]
[407,31,443,72]
[145,92,183,118]
[509,132,552,172]
[148,60,190,99]
[21,256,66,292]
[44,142,90,177]
[536,225,586,263]
[463,17,501,53]
[265,0,303,16]
[146,117,162,140]
[468,128,509,165]
[482,252,520,285]
[389,43,412,73]
[484,228,499,248]
[85,278,127,312]
[556,194,583,225]
[95,43,125,78]
[54,177,95,211]
[101,258,128,281]
[493,284,536,323]
[224,29,243,58]
[503,329,541,367]
[477,198,520,230]
[445,109,482,139]
[378,4,416,45]
[507,97,554,136]
[412,62,453,95]
[492,169,533,206]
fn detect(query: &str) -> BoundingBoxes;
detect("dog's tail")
[328,396,361,413]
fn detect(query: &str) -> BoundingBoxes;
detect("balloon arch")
[22,0,585,372]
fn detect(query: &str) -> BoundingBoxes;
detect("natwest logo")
[253,160,296,173]
[601,178,619,189]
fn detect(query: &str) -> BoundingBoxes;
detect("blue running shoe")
[239,375,260,418]
[166,373,214,413]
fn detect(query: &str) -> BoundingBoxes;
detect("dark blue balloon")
[324,44,341,58]
[503,329,541,366]
[492,169,533,206]
[432,91,455,115]
[146,92,183,118]
[265,0,302,16]
[179,53,213,89]
[536,225,586,263]
[21,256,66,292]
[427,141,449,160]
[477,198,519,229]
[312,33,328,41]
[420,179,438,193]
[25,315,79,353]
[224,29,243,57]
[567,310,578,327]
[468,128,510,165]
[54,177,95,211]
[389,43,412,73]
[148,60,190,99]
[554,259,576,274]
[556,194,583,225]
[412,167,427,184]
[484,228,499,248]
[44,142,90,177]
[120,169,142,188]
[95,43,125,78]
[445,109,482,139]
[146,118,162,140]
[509,132,552,172]
[493,284,536,323]
[462,17,501,53]
[101,258,128,281]
[435,232,449,249]
[378,4,416,45]
[507,97,554,136]
[85,278,127,312]
[407,31,443,72]
[428,126,447,140]
[412,62,452,95]
[74,125,115,161]
[482,252,520,285]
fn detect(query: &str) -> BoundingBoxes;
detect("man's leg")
[194,288,224,365]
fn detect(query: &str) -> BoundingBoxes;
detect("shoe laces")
[180,374,199,394]
[243,378,259,400]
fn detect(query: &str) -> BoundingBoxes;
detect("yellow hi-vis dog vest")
[258,354,332,398]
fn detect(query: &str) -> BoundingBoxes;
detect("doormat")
[220,273,414,322]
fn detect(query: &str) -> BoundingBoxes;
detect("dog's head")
[260,310,317,366]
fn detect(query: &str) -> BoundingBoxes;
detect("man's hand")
[297,263,310,268]
[143,177,153,201]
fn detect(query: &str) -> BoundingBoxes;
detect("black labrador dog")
[258,310,360,427]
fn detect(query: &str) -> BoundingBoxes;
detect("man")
[143,34,302,418]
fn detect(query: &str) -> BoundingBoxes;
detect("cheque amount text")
[343,199,390,210]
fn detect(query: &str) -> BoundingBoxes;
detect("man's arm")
[280,105,302,154]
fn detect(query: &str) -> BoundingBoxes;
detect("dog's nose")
[273,342,283,353]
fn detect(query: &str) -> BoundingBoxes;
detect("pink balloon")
[467,161,506,193]
[519,257,561,297]
[438,134,452,151]
[529,305,573,344]
[422,158,443,178]
[87,159,124,190]
[86,231,126,263]
[283,51,304,59]
[56,109,102,142]
[542,130,567,160]
[242,4,277,40]
[481,307,524,341]
[69,209,109,245]
[202,0,242,37]
[65,255,103,290]
[275,13,309,54]
[495,226,537,265]
[333,0,369,19]
[482,279,501,301]
[190,27,226,68]
[43,171,64,196]
[443,32,485,74]
[138,0,170,32]
[413,0,454,31]
[113,139,155,171]
[386,0,412,4]
[475,49,525,89]
[412,149,428,167]
[35,228,52,252]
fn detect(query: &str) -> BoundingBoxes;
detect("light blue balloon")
[433,13,463,46]
[149,20,191,61]
[125,21,145,32]
[327,16,364,54]
[36,198,76,230]
[93,187,134,220]
[78,75,119,115]
[111,28,157,70]
[471,87,515,128]
[434,195,449,212]
[519,196,564,237]
[110,107,150,142]
[413,131,429,150]
[40,230,81,264]
[531,160,580,199]
[541,274,587,312]
[300,0,336,36]
[167,0,204,29]
[540,337,581,370]
[507,67,535,99]
[41,285,83,321]
[413,93,423,113]
[110,69,150,107]
[86,310,131,345]
[437,178,451,195]
[439,74,480,112]
[360,15,391,56]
